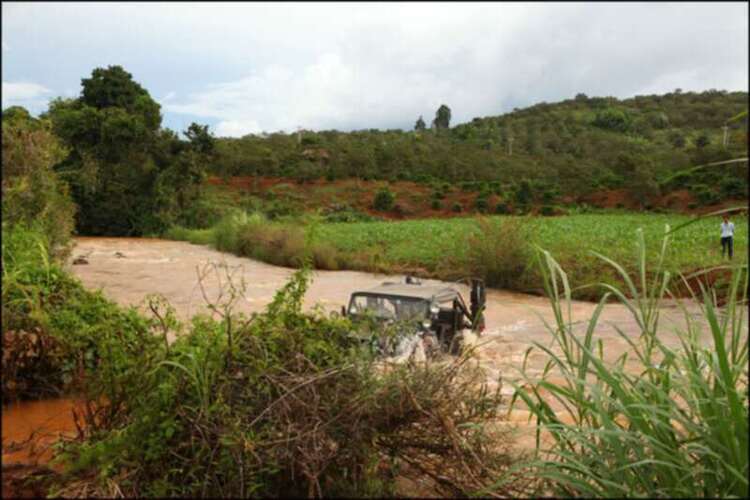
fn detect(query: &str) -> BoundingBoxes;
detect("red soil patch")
[207,176,746,219]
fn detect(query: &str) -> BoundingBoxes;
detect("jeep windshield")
[347,294,429,322]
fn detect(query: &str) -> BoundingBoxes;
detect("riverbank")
[163,212,748,301]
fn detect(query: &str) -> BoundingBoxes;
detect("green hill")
[211,89,748,208]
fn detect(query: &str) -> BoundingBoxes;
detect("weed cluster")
[505,228,748,497]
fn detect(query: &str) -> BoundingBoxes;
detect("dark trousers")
[721,236,733,259]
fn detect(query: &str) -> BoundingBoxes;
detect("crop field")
[316,213,748,273]
[167,211,747,297]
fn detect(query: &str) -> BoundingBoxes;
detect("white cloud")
[214,119,263,137]
[1,81,51,110]
[2,2,748,132]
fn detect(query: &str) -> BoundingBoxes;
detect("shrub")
[461,218,532,289]
[494,202,510,214]
[431,199,442,210]
[540,205,554,216]
[474,197,489,213]
[691,184,721,205]
[372,187,395,211]
[1,225,163,401]
[451,202,463,213]
[720,177,746,198]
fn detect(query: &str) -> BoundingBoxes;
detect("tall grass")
[505,226,748,497]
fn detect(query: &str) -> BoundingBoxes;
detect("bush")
[474,197,489,213]
[451,202,463,213]
[494,202,510,214]
[1,225,162,401]
[540,205,554,216]
[720,177,746,198]
[372,187,395,211]
[460,218,532,289]
[690,184,721,205]
[430,199,442,210]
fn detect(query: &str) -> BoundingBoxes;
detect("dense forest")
[2,65,748,237]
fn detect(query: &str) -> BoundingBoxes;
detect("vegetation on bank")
[503,230,748,498]
[165,211,748,300]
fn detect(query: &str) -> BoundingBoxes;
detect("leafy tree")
[2,108,76,252]
[47,66,210,235]
[414,116,426,131]
[592,108,632,132]
[433,104,452,130]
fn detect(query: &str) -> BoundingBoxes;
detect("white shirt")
[721,222,735,238]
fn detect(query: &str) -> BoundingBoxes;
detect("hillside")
[210,90,748,211]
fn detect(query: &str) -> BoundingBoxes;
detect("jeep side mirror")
[341,305,347,317]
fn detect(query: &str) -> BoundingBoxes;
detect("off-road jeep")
[341,277,486,360]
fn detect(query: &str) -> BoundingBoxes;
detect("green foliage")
[2,108,76,255]
[451,201,463,213]
[433,104,452,130]
[474,196,489,213]
[459,218,532,289]
[515,180,532,208]
[431,199,442,210]
[414,115,426,131]
[47,66,214,236]
[373,187,395,211]
[690,184,721,206]
[50,266,524,497]
[204,90,746,211]
[508,229,748,498]
[494,202,510,214]
[1,225,162,401]
[592,107,632,132]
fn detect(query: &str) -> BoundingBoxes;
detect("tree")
[2,107,76,252]
[414,116,426,131]
[592,108,631,132]
[47,66,209,235]
[432,104,452,130]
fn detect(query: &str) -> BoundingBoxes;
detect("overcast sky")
[2,2,748,137]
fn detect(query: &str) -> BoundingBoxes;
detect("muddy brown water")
[2,236,718,466]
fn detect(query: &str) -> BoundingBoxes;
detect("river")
[3,236,712,466]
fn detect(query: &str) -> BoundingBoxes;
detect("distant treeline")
[212,90,748,205]
[2,65,748,237]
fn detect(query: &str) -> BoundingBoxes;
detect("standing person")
[720,215,735,259]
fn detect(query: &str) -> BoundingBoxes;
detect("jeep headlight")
[421,319,432,330]
[429,302,440,315]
